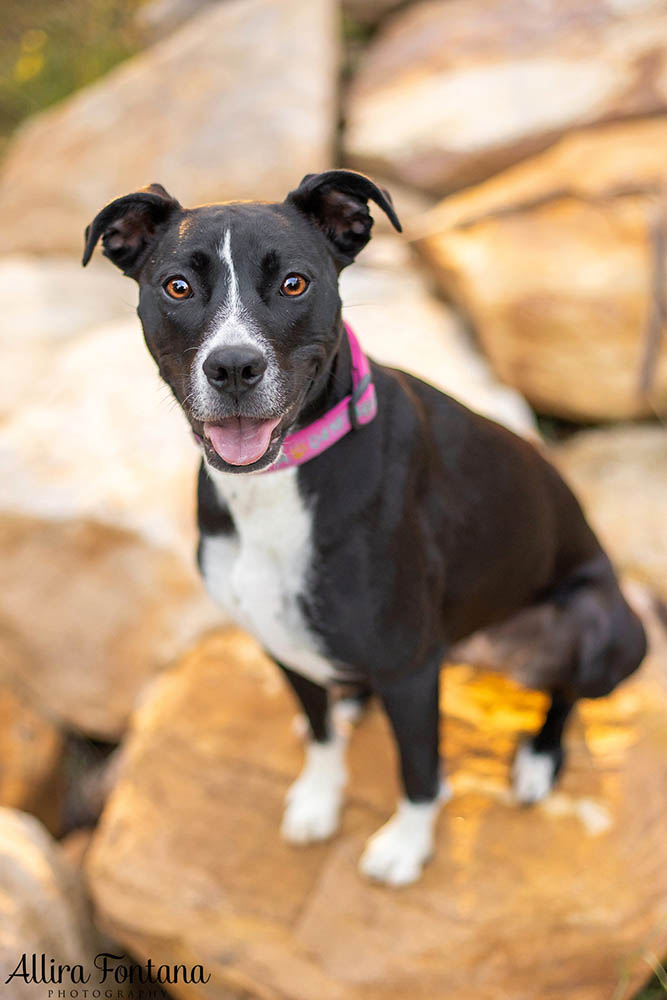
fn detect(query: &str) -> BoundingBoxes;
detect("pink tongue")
[204,417,281,466]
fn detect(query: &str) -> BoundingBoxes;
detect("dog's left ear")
[286,169,402,267]
[82,183,181,276]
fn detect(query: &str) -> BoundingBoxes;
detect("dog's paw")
[512,741,563,805]
[359,796,443,887]
[281,775,342,844]
[281,738,347,845]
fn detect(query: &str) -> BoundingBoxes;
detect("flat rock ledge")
[87,624,667,1000]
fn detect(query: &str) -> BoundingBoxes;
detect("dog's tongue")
[204,417,280,466]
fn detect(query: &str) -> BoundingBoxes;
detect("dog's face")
[83,171,401,473]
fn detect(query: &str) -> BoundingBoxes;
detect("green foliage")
[634,956,667,999]
[0,0,142,152]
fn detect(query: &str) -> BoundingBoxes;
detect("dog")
[83,169,647,886]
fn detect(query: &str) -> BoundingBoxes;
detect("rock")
[412,118,667,420]
[0,514,217,741]
[0,649,64,833]
[0,255,133,421]
[345,0,667,196]
[342,0,404,28]
[0,809,102,996]
[341,236,537,437]
[0,255,220,739]
[87,625,667,1000]
[0,0,338,254]
[134,0,214,43]
[0,270,199,555]
[552,425,667,602]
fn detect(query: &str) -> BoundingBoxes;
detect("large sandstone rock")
[87,624,667,1000]
[340,236,537,437]
[413,118,667,420]
[553,425,667,602]
[0,257,219,737]
[0,0,338,254]
[345,0,667,196]
[0,255,134,420]
[0,515,216,740]
[0,255,201,555]
[0,644,63,833]
[0,809,102,998]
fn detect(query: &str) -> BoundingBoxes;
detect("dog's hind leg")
[277,664,348,845]
[513,691,574,804]
[512,555,647,804]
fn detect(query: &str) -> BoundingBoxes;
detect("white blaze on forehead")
[219,228,241,319]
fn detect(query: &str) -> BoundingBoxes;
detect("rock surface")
[0,809,102,998]
[0,0,338,254]
[413,118,667,420]
[87,625,667,1000]
[0,660,63,833]
[553,425,667,602]
[340,237,537,437]
[0,514,216,740]
[345,0,667,196]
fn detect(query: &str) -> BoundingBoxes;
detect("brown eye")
[280,273,308,297]
[164,277,192,299]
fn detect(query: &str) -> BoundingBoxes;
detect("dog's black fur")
[84,170,646,875]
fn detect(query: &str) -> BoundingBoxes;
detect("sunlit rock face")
[87,617,667,1000]
[0,0,338,254]
[0,514,218,740]
[412,118,667,421]
[0,661,63,833]
[552,426,667,605]
[0,809,103,994]
[340,237,537,439]
[345,0,667,196]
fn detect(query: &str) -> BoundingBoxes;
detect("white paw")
[332,697,365,729]
[359,796,444,887]
[513,742,558,804]
[281,738,346,845]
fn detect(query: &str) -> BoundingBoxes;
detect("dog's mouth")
[203,416,282,467]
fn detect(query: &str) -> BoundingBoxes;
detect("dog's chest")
[199,467,333,684]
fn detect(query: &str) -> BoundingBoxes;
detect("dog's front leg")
[360,657,449,886]
[277,664,348,844]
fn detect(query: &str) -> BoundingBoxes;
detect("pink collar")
[267,322,376,472]
[195,322,377,472]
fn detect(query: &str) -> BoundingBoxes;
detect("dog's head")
[83,171,401,473]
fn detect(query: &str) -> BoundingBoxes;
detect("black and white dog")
[83,170,646,886]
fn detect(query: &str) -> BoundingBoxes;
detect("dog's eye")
[280,274,308,297]
[164,277,192,300]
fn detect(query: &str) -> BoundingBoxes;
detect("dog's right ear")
[82,183,181,276]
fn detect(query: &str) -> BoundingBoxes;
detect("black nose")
[202,345,267,395]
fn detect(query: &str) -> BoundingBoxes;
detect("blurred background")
[0,1,666,998]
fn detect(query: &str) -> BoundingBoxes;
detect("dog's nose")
[202,345,267,395]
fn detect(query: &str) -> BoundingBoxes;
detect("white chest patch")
[199,465,334,685]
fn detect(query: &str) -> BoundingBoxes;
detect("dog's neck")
[291,318,353,433]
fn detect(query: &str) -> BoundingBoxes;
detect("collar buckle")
[348,373,371,431]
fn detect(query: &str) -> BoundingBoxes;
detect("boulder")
[342,0,404,28]
[552,425,667,602]
[412,118,667,421]
[345,0,667,196]
[0,643,63,833]
[0,257,220,738]
[0,255,134,421]
[0,0,338,254]
[0,514,217,741]
[87,623,667,1000]
[0,809,102,998]
[341,236,537,437]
